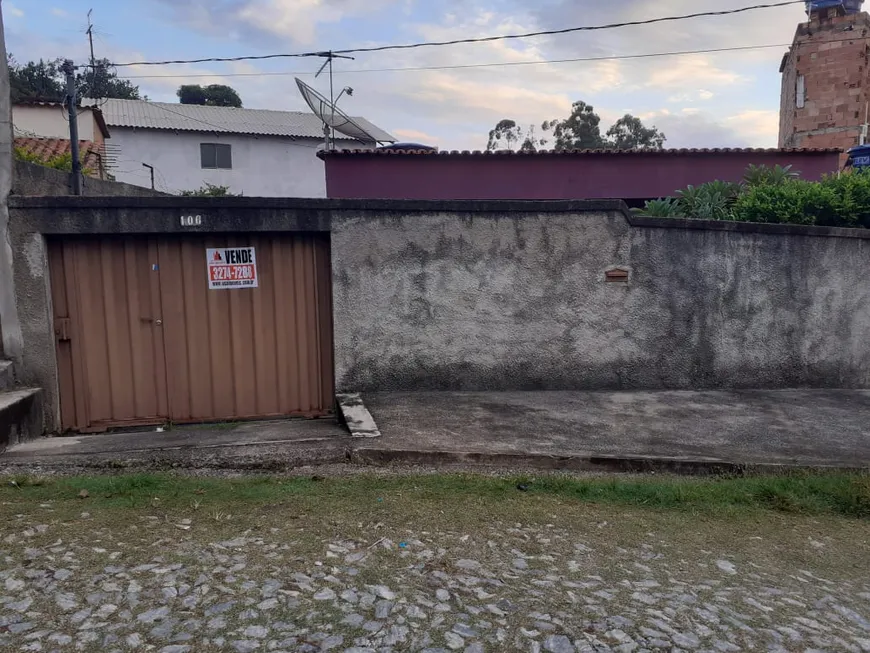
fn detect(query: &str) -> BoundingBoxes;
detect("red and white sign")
[206,247,258,290]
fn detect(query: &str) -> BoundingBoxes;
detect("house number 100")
[180,215,203,226]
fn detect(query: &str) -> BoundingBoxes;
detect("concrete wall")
[0,6,24,366]
[12,160,167,197]
[331,204,870,392]
[321,150,842,202]
[9,196,870,431]
[108,128,370,197]
[13,105,100,142]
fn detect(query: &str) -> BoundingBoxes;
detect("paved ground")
[3,390,870,472]
[2,498,869,653]
[1,419,348,470]
[363,390,870,467]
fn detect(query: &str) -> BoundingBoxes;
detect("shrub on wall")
[636,165,870,229]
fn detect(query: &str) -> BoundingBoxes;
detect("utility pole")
[61,60,83,196]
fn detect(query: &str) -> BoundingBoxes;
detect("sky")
[3,0,811,150]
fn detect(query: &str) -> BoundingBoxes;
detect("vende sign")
[206,247,259,289]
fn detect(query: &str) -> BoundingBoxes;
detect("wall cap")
[9,196,870,240]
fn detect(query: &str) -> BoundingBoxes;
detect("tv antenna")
[296,70,382,150]
[86,10,95,65]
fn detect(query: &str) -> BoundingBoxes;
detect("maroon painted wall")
[322,151,842,201]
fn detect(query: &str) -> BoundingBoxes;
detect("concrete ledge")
[0,389,43,452]
[349,448,869,475]
[628,215,870,239]
[336,393,381,438]
[8,196,631,214]
[0,361,14,392]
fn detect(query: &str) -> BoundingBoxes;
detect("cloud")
[723,110,780,147]
[631,108,781,149]
[668,89,715,103]
[6,4,24,18]
[155,0,403,46]
[51,8,68,18]
[8,0,802,153]
[392,128,441,144]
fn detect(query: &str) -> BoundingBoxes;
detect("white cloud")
[50,8,68,18]
[6,4,24,18]
[724,110,780,147]
[669,89,715,103]
[392,128,440,144]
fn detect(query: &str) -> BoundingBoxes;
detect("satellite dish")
[295,77,380,148]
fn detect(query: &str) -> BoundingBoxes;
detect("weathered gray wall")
[0,6,23,367]
[12,160,169,197]
[332,208,870,392]
[10,196,870,431]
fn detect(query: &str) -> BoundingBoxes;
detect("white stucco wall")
[107,128,359,197]
[13,105,98,141]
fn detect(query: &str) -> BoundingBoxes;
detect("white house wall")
[107,128,357,197]
[13,106,98,141]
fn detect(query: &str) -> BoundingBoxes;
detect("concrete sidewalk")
[2,390,869,473]
[358,390,870,469]
[1,418,348,471]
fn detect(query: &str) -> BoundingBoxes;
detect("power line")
[110,1,804,67]
[332,1,805,56]
[121,42,799,80]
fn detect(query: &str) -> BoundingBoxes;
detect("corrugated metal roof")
[320,147,843,158]
[97,99,395,143]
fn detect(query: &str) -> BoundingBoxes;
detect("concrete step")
[0,360,14,392]
[0,388,43,452]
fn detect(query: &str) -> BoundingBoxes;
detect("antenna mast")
[86,9,95,68]
[315,51,354,149]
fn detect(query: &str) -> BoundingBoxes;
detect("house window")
[796,75,806,108]
[201,143,232,169]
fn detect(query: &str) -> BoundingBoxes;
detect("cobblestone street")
[1,474,869,652]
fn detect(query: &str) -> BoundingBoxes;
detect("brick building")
[779,1,870,150]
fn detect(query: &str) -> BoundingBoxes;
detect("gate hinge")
[55,317,71,341]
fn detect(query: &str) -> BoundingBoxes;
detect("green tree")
[8,54,64,102]
[77,59,141,100]
[177,84,243,108]
[177,84,208,105]
[486,119,522,151]
[486,120,548,152]
[543,101,605,151]
[498,102,668,152]
[605,114,666,150]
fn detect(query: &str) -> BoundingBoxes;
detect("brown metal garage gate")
[48,234,334,432]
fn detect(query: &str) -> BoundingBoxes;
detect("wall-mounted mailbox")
[605,268,630,283]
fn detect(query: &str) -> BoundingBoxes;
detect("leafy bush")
[742,164,799,187]
[676,181,741,221]
[179,183,241,197]
[636,198,680,217]
[636,165,870,229]
[14,146,94,176]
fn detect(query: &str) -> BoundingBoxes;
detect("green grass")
[2,471,869,519]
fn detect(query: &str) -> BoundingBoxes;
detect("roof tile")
[14,137,105,178]
[319,147,843,158]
